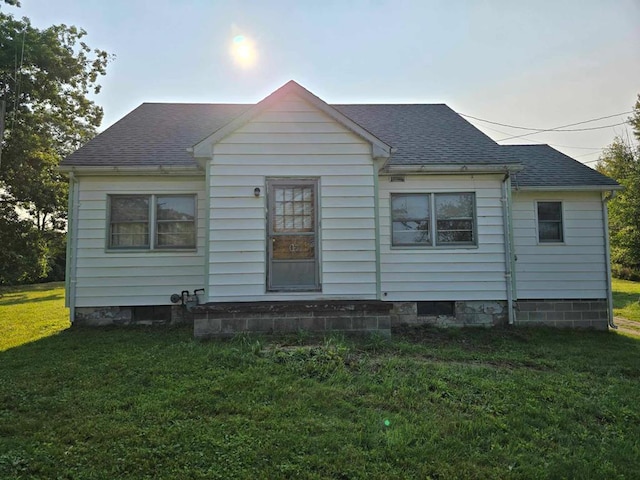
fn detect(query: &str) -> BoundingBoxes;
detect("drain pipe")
[501,175,515,325]
[66,173,80,323]
[602,192,617,329]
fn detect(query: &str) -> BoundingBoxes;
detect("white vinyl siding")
[512,191,606,298]
[207,92,377,301]
[73,176,206,307]
[379,174,507,301]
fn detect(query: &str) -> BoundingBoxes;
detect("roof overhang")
[513,185,623,192]
[58,165,204,176]
[380,163,524,175]
[191,80,392,160]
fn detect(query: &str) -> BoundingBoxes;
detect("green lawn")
[613,277,640,322]
[1,284,640,479]
[0,282,68,351]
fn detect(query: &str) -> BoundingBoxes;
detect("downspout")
[602,192,617,329]
[506,176,517,299]
[372,162,382,300]
[501,175,515,325]
[66,173,79,323]
[204,160,211,302]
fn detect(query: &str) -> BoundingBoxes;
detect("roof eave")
[514,185,623,192]
[381,163,524,175]
[58,165,204,176]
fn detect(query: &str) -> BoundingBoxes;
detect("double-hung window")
[108,194,196,250]
[537,201,563,243]
[391,192,476,247]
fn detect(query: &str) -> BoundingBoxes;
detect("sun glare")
[231,34,257,68]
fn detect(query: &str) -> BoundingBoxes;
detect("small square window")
[537,201,563,243]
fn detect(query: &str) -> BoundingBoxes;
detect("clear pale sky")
[6,0,640,165]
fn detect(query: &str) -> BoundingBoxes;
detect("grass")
[0,284,639,479]
[612,277,640,322]
[0,282,68,351]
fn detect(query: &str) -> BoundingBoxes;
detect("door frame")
[266,178,321,292]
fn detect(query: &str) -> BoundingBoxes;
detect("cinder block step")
[193,300,392,338]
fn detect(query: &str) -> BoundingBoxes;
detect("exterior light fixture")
[254,187,261,197]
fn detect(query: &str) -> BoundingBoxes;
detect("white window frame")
[535,200,564,244]
[107,194,197,251]
[390,192,477,248]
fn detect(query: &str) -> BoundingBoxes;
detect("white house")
[60,81,620,335]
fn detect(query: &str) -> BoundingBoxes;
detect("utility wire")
[458,111,632,134]
[497,121,628,140]
[475,123,604,151]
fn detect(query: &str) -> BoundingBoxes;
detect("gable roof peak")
[191,80,392,159]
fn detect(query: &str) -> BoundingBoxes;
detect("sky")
[5,0,640,165]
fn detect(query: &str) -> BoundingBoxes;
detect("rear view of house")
[60,81,620,335]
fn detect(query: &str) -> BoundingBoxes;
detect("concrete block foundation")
[390,300,508,328]
[74,305,191,326]
[74,298,609,332]
[515,299,608,330]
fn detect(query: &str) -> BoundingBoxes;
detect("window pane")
[437,219,473,231]
[156,196,196,248]
[109,196,149,248]
[157,222,196,247]
[110,223,149,247]
[111,196,149,222]
[273,186,314,233]
[157,196,195,221]
[539,222,563,242]
[435,193,475,245]
[393,222,430,244]
[391,194,430,246]
[272,235,315,260]
[435,193,473,219]
[438,230,473,243]
[391,195,429,221]
[537,202,562,221]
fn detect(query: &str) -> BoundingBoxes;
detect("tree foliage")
[597,95,640,279]
[0,9,110,284]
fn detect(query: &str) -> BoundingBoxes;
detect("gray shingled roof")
[504,144,619,188]
[62,103,250,167]
[61,101,618,189]
[335,104,512,165]
[61,102,510,168]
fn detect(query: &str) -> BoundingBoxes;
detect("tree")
[597,96,640,279]
[0,8,111,284]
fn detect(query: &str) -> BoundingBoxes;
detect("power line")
[458,110,632,134]
[473,120,607,151]
[498,121,628,140]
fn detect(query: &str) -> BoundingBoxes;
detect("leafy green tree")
[0,9,110,284]
[0,200,48,284]
[597,97,640,279]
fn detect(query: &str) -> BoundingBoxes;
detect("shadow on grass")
[0,293,64,306]
[2,322,638,363]
[613,291,640,309]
